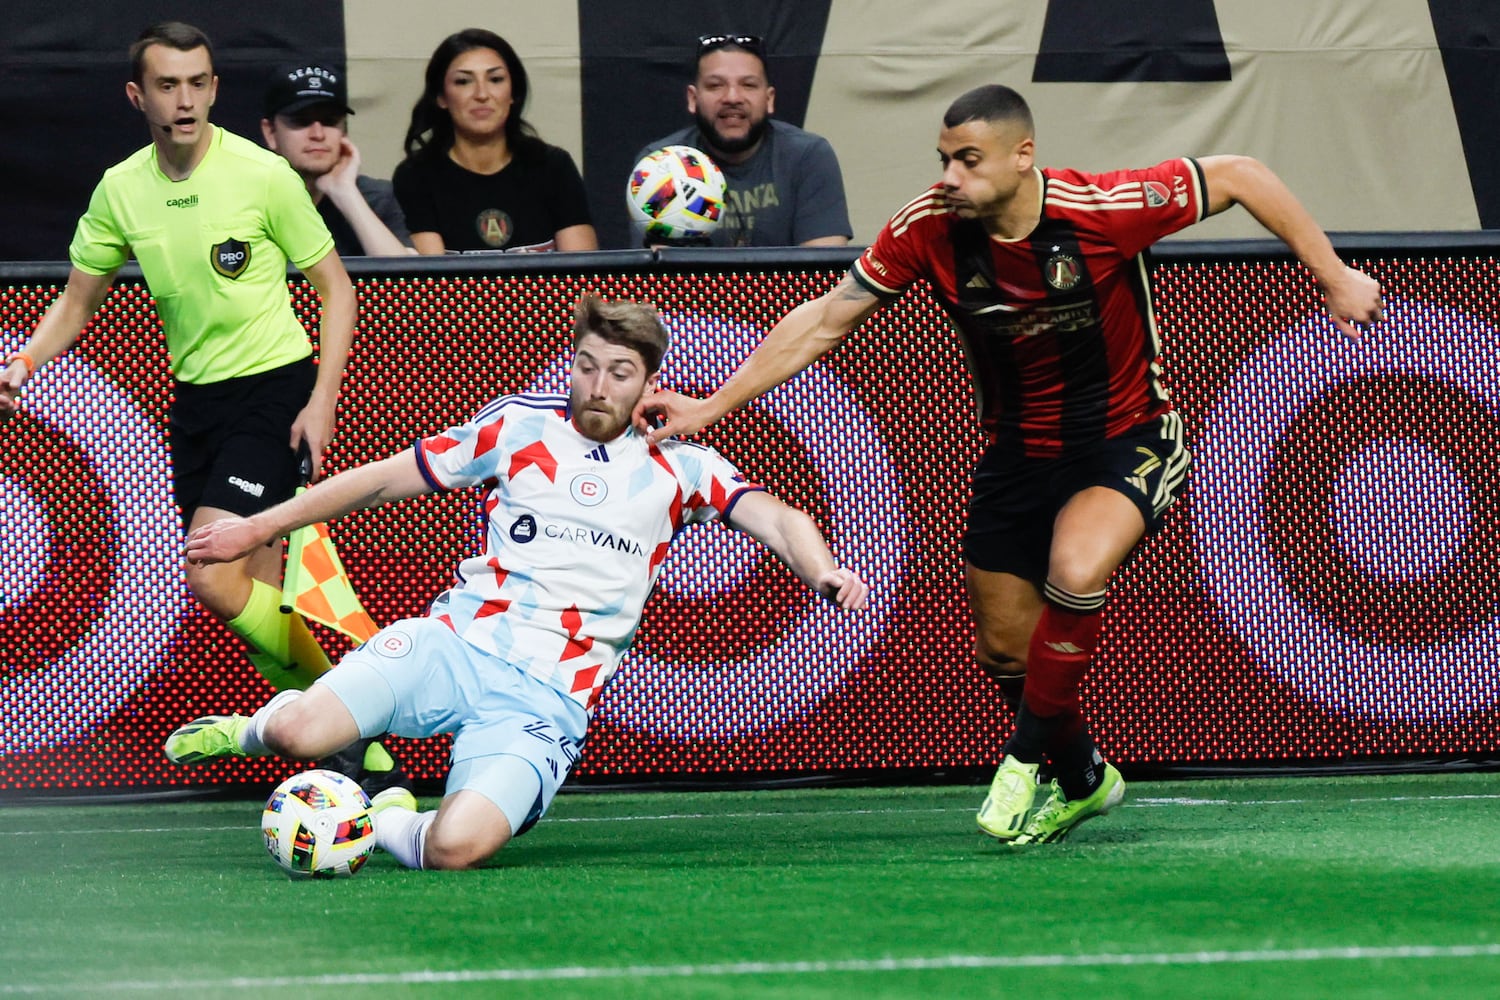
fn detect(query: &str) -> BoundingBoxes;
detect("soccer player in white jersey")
[169,294,869,871]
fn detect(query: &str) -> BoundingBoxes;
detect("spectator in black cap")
[262,63,414,256]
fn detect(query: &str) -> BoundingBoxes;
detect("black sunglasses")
[697,33,763,54]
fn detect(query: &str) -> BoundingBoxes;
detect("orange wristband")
[5,352,35,377]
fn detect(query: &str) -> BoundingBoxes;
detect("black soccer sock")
[1052,726,1106,801]
[994,671,1026,717]
[1001,701,1056,765]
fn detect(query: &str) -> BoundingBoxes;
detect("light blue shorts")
[318,617,588,835]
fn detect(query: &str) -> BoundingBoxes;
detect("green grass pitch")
[2,772,1497,998]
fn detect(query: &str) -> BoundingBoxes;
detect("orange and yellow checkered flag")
[280,517,379,643]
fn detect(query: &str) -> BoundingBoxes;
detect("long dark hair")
[403,28,544,161]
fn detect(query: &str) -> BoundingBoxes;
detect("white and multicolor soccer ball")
[626,145,727,240]
[261,768,375,879]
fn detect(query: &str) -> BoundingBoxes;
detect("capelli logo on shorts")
[375,630,413,658]
[210,238,251,279]
[227,476,264,497]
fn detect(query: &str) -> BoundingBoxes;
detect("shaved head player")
[635,84,1384,845]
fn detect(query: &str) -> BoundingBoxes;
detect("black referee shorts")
[963,411,1191,582]
[170,357,316,531]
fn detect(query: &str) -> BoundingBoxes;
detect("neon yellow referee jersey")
[69,126,335,385]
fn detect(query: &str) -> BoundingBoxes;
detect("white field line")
[1129,793,1500,807]
[2,944,1498,993]
[2,791,1499,838]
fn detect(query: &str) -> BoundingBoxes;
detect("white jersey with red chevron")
[413,392,762,713]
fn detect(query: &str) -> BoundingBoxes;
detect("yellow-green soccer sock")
[226,578,333,691]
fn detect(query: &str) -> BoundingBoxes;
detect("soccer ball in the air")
[626,145,727,241]
[261,768,375,879]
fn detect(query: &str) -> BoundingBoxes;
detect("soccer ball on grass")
[261,768,375,879]
[626,145,727,242]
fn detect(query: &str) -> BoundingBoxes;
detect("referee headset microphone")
[131,93,174,135]
[133,93,185,135]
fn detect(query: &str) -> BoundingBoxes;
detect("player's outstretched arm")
[1198,155,1384,338]
[632,274,885,442]
[1,268,116,418]
[724,491,869,610]
[185,451,433,564]
[290,249,358,479]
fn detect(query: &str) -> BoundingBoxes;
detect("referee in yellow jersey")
[0,22,404,792]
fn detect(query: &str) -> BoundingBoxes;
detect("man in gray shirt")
[261,63,413,257]
[632,34,852,248]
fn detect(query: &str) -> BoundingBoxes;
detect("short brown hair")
[130,22,214,85]
[572,295,670,374]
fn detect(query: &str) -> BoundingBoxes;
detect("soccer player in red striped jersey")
[636,84,1384,845]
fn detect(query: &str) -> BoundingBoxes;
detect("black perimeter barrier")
[3,235,1499,797]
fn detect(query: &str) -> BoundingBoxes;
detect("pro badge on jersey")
[211,238,251,279]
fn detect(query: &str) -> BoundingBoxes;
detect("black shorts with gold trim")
[963,411,1191,581]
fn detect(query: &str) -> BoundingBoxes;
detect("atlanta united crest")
[1045,252,1082,291]
[476,209,513,248]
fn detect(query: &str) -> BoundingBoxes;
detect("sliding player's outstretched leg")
[163,713,253,764]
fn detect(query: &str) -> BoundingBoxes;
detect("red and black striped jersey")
[853,160,1206,457]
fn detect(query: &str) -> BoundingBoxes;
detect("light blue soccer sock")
[375,807,434,870]
[240,689,303,756]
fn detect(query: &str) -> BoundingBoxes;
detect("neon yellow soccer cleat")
[162,714,250,764]
[1013,764,1126,845]
[976,755,1042,840]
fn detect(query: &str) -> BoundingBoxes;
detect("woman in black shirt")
[393,29,598,253]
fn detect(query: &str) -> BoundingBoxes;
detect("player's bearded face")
[569,335,658,442]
